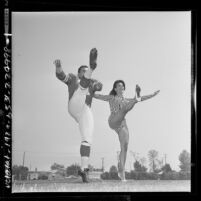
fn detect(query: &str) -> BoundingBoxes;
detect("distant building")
[27,168,66,180]
[27,171,39,180]
[89,171,102,179]
[48,172,63,180]
[48,169,66,180]
[27,168,51,180]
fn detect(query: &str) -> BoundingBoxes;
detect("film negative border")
[0,1,198,201]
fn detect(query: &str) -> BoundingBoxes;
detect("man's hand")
[94,82,103,92]
[54,59,63,74]
[89,48,98,70]
[89,81,103,95]
[54,59,62,68]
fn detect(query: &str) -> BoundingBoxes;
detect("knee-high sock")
[80,141,91,170]
[81,157,89,171]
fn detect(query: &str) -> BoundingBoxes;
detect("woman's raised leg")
[109,99,136,130]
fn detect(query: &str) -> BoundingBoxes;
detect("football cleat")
[78,168,90,183]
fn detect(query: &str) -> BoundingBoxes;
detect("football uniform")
[56,70,102,145]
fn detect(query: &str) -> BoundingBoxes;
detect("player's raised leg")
[80,48,98,89]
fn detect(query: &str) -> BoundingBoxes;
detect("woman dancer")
[93,80,160,181]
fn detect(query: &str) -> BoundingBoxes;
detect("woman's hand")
[135,84,141,97]
[153,90,160,96]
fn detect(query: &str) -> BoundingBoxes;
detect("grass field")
[12,178,190,192]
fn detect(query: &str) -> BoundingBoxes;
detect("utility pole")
[164,154,167,165]
[101,157,104,172]
[22,151,25,167]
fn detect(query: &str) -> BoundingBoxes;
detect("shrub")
[109,172,119,180]
[179,171,191,180]
[100,171,119,180]
[129,171,159,180]
[125,171,131,180]
[100,172,109,180]
[66,164,81,176]
[101,170,190,180]
[160,171,179,180]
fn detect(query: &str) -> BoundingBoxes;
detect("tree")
[156,158,164,169]
[130,151,146,171]
[109,165,118,173]
[179,150,191,172]
[51,163,64,170]
[12,165,29,180]
[109,165,118,180]
[161,163,172,173]
[130,151,140,161]
[139,157,147,167]
[134,160,147,172]
[50,163,66,177]
[100,171,110,180]
[12,165,20,180]
[66,164,81,176]
[148,150,158,173]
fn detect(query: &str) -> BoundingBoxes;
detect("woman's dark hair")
[109,80,126,96]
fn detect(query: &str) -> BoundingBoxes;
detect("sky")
[12,12,191,172]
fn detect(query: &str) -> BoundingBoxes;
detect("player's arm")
[54,59,71,85]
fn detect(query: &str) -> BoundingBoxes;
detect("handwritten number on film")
[4,45,11,188]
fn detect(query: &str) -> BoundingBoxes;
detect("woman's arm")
[125,98,138,104]
[141,90,160,102]
[93,93,113,101]
[125,84,142,103]
[126,86,160,103]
